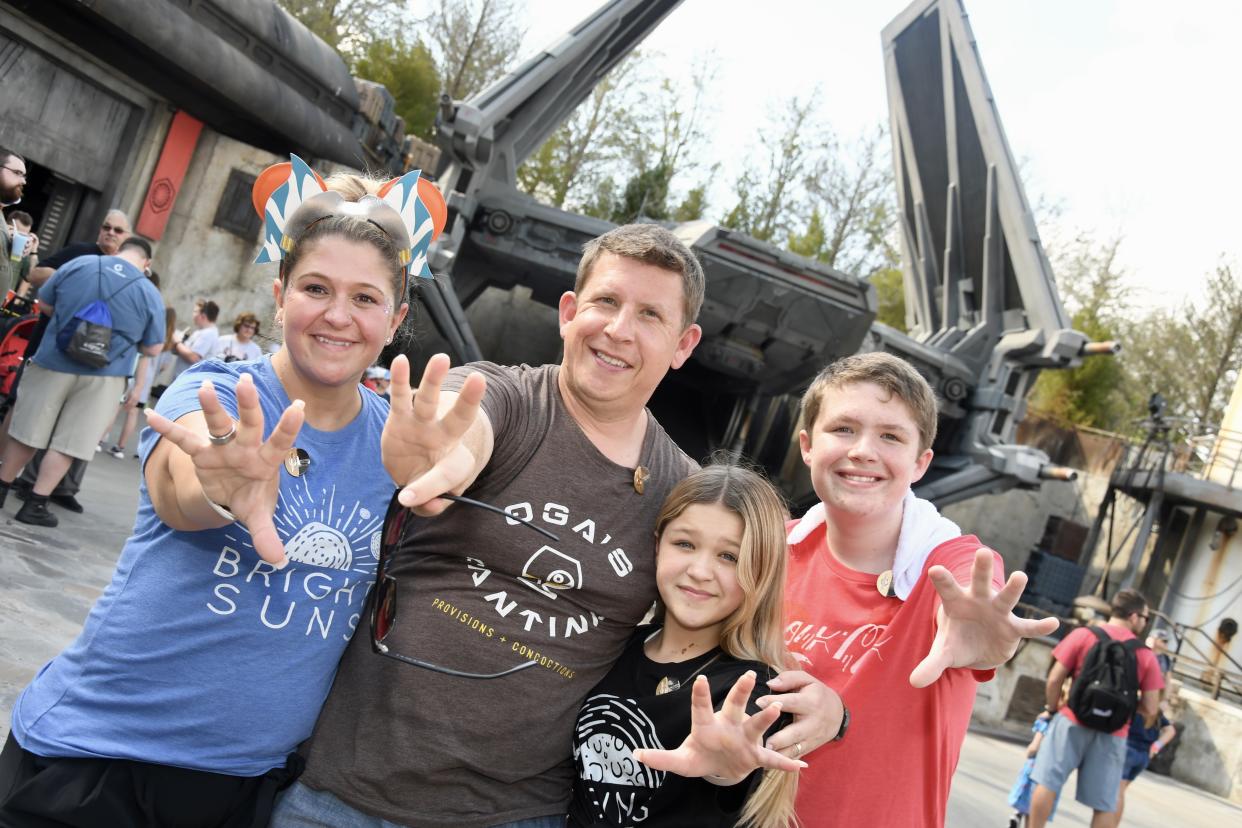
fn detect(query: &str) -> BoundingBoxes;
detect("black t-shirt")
[40,242,104,272]
[569,625,784,828]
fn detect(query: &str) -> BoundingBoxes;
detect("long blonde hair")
[654,463,798,828]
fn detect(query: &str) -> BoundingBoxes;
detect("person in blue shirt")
[0,166,449,827]
[1113,707,1176,826]
[0,235,164,526]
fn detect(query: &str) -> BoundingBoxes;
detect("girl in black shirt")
[570,464,800,828]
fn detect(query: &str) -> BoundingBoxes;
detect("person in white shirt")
[212,311,263,363]
[169,298,219,378]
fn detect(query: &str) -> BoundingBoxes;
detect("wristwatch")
[833,702,851,742]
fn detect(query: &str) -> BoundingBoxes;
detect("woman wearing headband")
[0,157,448,827]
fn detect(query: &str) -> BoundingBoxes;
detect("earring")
[385,335,393,345]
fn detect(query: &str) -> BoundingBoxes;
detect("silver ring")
[207,423,237,445]
[794,741,804,757]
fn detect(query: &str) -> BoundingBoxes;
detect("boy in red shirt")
[781,353,1058,827]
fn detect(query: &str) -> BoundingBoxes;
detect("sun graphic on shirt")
[224,481,383,574]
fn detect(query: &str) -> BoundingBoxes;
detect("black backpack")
[1067,626,1143,732]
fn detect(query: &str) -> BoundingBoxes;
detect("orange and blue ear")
[252,154,327,264]
[378,170,448,279]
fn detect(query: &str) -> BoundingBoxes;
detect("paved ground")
[2,444,1241,826]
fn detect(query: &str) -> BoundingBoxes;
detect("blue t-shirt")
[35,254,164,376]
[12,357,393,776]
[1126,710,1170,752]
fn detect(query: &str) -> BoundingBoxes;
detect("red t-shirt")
[784,522,1000,828]
[1051,623,1165,737]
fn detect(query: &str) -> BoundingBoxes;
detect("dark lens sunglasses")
[369,489,558,679]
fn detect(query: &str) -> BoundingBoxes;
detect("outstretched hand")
[382,353,486,515]
[634,671,806,785]
[145,373,305,566]
[909,548,1060,688]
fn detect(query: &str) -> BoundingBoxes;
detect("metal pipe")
[1080,340,1122,356]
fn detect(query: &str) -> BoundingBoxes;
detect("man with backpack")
[1027,588,1165,828]
[0,236,164,527]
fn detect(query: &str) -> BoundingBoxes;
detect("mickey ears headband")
[250,154,448,280]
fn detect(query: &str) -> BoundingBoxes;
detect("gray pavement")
[2,447,1241,826]
[0,431,141,741]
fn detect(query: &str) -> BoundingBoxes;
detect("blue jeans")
[271,781,565,828]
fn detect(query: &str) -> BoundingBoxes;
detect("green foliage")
[672,186,708,222]
[869,267,908,333]
[427,0,525,100]
[1123,262,1242,430]
[353,37,441,140]
[277,0,411,62]
[1027,235,1139,430]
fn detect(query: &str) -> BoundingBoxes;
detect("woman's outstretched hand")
[145,373,305,567]
[633,671,806,785]
[381,353,487,515]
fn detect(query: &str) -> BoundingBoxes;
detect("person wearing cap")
[1147,628,1172,675]
[0,163,442,825]
[363,365,391,399]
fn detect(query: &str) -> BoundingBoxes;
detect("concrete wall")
[1168,685,1242,803]
[941,473,1109,578]
[152,130,284,338]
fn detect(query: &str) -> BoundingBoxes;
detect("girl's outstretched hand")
[633,671,807,785]
[145,374,305,567]
[909,548,1060,687]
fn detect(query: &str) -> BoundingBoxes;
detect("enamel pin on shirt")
[284,447,311,477]
[633,466,649,494]
[876,569,897,598]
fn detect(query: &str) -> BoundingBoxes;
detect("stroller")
[0,291,40,417]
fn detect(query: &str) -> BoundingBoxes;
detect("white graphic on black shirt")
[575,694,665,824]
[519,545,583,599]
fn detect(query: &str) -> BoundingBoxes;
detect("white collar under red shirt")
[785,490,961,600]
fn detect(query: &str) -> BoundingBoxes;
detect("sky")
[506,0,1241,313]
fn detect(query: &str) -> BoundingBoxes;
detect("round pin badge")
[876,569,896,598]
[284,447,311,477]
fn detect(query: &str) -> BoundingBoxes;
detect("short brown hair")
[233,311,260,336]
[800,352,939,453]
[1110,588,1148,620]
[576,224,705,327]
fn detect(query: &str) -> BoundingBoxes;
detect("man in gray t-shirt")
[282,225,835,828]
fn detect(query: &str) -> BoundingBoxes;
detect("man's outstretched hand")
[909,548,1060,688]
[381,353,486,514]
[634,671,806,785]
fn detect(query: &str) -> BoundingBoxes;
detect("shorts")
[1122,746,1150,781]
[1030,713,1127,812]
[8,363,125,460]
[0,732,301,827]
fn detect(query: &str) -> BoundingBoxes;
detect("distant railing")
[1196,427,1242,489]
[1112,417,1242,492]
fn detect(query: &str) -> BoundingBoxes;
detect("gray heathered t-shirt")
[299,362,697,828]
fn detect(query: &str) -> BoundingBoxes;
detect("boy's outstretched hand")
[909,548,1060,688]
[634,671,806,785]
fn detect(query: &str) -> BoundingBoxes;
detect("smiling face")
[272,235,407,390]
[656,502,746,643]
[557,252,701,421]
[799,380,934,524]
